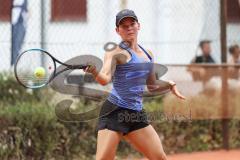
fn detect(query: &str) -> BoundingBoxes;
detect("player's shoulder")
[105,46,127,56]
[146,49,154,59]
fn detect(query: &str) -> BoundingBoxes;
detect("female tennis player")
[84,9,185,160]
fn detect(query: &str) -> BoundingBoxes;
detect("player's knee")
[96,153,114,160]
[96,156,114,160]
[96,157,109,160]
[161,155,168,160]
[149,151,167,160]
[96,155,110,160]
[157,153,167,160]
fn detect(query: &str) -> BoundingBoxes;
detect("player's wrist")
[168,80,176,90]
[92,71,99,79]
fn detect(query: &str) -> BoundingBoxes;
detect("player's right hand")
[83,64,98,76]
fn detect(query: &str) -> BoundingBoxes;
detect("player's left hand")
[171,85,186,100]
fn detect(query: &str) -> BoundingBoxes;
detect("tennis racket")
[14,49,88,89]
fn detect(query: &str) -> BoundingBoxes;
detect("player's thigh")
[124,125,167,160]
[96,129,122,160]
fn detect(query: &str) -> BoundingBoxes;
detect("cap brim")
[117,16,138,26]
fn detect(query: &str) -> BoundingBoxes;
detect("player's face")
[116,17,140,41]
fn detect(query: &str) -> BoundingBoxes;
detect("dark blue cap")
[116,9,138,26]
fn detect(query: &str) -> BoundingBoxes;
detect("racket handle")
[79,65,89,69]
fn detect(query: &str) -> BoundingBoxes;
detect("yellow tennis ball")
[34,67,46,78]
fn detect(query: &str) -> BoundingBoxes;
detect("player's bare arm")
[84,47,129,85]
[146,51,186,100]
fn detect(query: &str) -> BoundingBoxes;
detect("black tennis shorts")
[96,100,149,135]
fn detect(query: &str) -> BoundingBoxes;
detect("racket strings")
[15,49,55,88]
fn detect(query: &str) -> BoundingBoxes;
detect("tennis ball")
[34,67,46,78]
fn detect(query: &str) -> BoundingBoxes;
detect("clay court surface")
[125,149,240,160]
[167,149,240,160]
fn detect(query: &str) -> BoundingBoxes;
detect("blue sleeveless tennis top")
[107,42,153,111]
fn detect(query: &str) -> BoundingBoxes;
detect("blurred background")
[0,0,240,159]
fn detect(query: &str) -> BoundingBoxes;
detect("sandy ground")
[167,149,240,160]
[124,149,240,160]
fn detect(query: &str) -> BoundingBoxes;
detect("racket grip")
[82,65,89,69]
[69,65,89,69]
